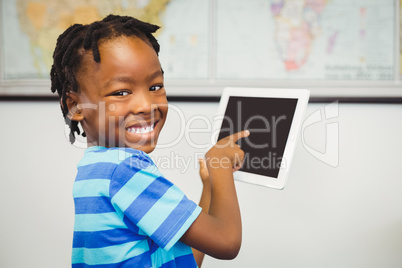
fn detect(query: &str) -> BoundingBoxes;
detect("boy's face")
[71,36,168,153]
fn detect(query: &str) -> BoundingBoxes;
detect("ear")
[65,92,84,122]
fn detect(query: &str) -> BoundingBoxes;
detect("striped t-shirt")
[72,146,202,267]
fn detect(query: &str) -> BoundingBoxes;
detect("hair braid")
[50,14,161,144]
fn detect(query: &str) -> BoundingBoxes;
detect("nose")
[130,90,156,115]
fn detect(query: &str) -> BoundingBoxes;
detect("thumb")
[198,158,206,169]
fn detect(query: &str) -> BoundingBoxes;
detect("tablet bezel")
[214,87,310,190]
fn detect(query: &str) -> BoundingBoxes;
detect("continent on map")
[15,0,171,77]
[270,0,328,71]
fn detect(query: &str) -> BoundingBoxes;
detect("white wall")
[0,100,401,268]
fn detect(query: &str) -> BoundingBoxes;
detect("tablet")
[214,87,310,189]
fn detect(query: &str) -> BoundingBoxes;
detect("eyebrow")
[103,69,164,89]
[148,69,164,81]
[103,76,133,89]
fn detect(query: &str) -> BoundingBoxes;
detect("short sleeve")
[109,153,202,251]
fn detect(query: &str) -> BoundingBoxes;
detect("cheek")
[82,109,99,129]
[106,107,126,125]
[161,105,168,118]
[157,98,168,118]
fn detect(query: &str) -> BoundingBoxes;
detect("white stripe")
[72,240,149,265]
[137,185,184,236]
[77,149,135,167]
[169,241,193,257]
[73,179,110,198]
[150,247,175,267]
[74,212,125,232]
[111,166,159,212]
[165,206,202,251]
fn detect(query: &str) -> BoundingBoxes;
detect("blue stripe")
[72,240,150,266]
[160,254,197,268]
[158,242,197,267]
[72,251,152,267]
[73,179,110,198]
[76,163,116,181]
[124,176,172,224]
[170,253,197,267]
[136,185,184,241]
[123,215,140,233]
[74,196,116,214]
[119,252,152,268]
[153,197,200,251]
[110,166,159,212]
[73,228,146,248]
[165,205,202,251]
[126,149,154,166]
[108,157,147,198]
[147,240,159,255]
[74,212,126,232]
[121,152,154,169]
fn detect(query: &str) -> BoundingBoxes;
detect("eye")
[149,85,163,92]
[112,90,130,96]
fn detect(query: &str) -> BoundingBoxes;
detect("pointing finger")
[226,130,250,143]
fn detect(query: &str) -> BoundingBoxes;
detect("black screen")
[218,97,298,178]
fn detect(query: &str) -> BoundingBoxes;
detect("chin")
[141,146,156,154]
[126,143,156,154]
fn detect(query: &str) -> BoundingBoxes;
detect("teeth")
[127,123,154,134]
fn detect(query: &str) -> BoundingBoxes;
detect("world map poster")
[0,0,400,95]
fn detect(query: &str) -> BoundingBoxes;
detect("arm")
[181,130,249,260]
[192,159,211,267]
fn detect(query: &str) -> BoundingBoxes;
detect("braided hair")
[50,14,161,144]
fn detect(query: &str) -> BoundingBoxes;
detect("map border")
[0,0,401,99]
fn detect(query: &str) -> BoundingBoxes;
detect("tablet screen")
[218,96,298,178]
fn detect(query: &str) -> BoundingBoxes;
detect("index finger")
[224,130,250,143]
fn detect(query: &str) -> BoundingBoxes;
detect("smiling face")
[69,36,168,153]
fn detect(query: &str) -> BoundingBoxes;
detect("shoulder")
[76,147,159,179]
[98,147,163,190]
[78,146,153,167]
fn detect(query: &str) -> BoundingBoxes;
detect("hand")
[205,130,250,172]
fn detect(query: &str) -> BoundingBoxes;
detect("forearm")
[182,131,247,259]
[184,167,242,259]
[191,181,211,267]
[207,167,242,252]
[208,167,241,224]
[198,181,211,213]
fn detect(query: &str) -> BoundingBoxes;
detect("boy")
[51,14,249,267]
